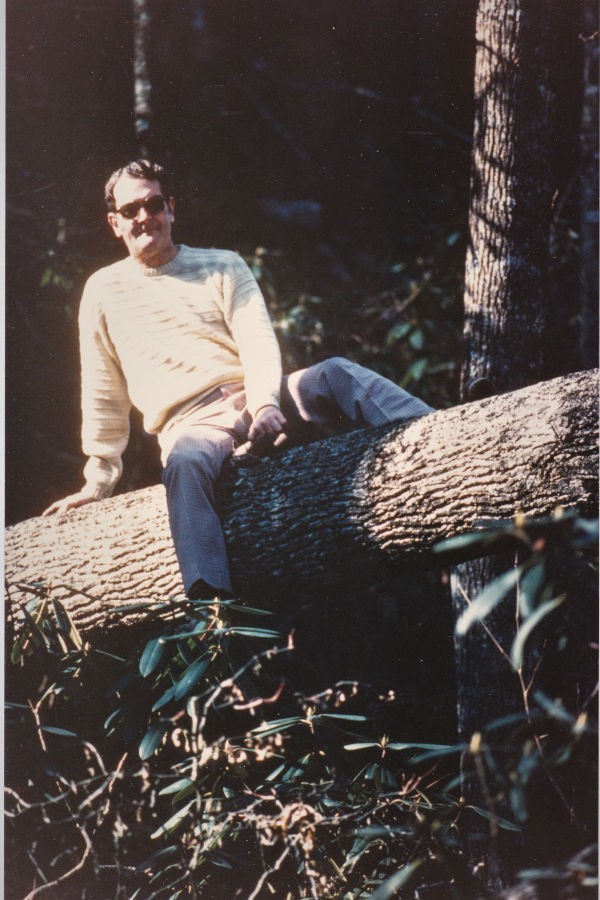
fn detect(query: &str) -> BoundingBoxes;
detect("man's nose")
[136,204,152,221]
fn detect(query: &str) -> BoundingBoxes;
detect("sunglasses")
[115,195,168,220]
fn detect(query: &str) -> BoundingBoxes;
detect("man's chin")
[135,231,157,248]
[132,233,159,260]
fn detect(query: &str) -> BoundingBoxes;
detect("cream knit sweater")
[79,245,282,498]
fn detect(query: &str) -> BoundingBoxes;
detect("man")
[44,159,434,599]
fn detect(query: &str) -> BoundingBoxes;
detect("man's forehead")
[112,175,161,203]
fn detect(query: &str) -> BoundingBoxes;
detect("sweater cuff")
[249,390,281,420]
[82,455,123,500]
[253,400,281,418]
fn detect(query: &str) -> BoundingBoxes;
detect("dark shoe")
[187,579,233,601]
[464,376,497,402]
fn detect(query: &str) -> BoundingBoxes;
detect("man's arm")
[44,277,131,515]
[222,254,283,419]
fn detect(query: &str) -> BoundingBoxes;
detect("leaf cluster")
[5,512,598,898]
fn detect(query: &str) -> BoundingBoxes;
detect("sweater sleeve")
[221,253,282,417]
[79,278,131,498]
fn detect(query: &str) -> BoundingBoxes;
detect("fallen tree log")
[4,369,598,633]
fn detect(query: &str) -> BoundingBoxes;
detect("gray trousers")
[160,357,434,597]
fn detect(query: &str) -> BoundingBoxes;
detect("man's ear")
[167,196,175,222]
[108,212,123,238]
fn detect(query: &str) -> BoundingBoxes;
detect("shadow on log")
[4,370,598,634]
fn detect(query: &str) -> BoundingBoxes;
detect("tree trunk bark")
[456,2,581,888]
[133,0,154,155]
[579,0,599,369]
[462,0,556,392]
[5,370,597,635]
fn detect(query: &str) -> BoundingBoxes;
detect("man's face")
[108,176,177,267]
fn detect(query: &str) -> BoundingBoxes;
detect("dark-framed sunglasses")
[115,195,168,220]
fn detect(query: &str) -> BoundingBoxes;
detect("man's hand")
[42,491,98,517]
[247,405,287,446]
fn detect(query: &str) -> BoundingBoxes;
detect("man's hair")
[104,159,173,211]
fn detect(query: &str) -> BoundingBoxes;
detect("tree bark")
[462,0,556,393]
[456,3,585,888]
[133,0,153,155]
[579,0,599,369]
[5,370,597,635]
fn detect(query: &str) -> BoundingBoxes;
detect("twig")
[23,826,92,900]
[247,844,292,900]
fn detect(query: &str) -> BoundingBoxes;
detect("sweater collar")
[128,244,185,277]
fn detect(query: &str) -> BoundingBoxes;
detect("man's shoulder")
[84,257,133,289]
[178,245,247,274]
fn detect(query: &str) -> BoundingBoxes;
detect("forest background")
[5,0,588,526]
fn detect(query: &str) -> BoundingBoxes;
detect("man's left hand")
[247,405,287,446]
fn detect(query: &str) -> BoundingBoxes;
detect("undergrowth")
[5,511,598,899]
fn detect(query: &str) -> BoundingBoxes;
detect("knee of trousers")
[315,356,365,391]
[161,439,222,492]
[319,356,353,374]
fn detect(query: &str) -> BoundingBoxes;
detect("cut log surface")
[5,370,598,633]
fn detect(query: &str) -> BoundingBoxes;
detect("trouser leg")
[161,429,238,597]
[281,356,434,435]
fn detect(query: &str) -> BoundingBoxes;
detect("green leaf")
[409,328,425,350]
[224,603,273,617]
[160,620,208,642]
[344,834,377,869]
[518,562,547,617]
[134,845,178,874]
[467,805,522,833]
[411,746,466,763]
[215,627,280,639]
[139,637,167,677]
[39,267,53,287]
[456,565,523,635]
[252,716,302,736]
[51,598,83,649]
[152,685,177,712]
[484,710,532,733]
[434,527,509,557]
[173,655,210,701]
[344,742,380,751]
[104,708,123,734]
[139,721,168,760]
[369,859,424,898]
[40,726,78,738]
[400,357,427,386]
[151,801,195,839]
[509,783,529,823]
[386,741,457,752]
[572,517,599,548]
[511,596,565,669]
[317,713,368,722]
[384,321,412,348]
[209,855,233,870]
[532,691,575,724]
[19,605,50,653]
[159,778,195,797]
[379,766,397,790]
[265,762,288,782]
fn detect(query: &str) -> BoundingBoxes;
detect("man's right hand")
[42,491,98,517]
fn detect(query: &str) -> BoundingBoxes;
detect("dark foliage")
[5,513,597,898]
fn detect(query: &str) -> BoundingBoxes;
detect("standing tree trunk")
[133,0,154,155]
[579,0,599,369]
[461,1,555,393]
[453,1,567,889]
